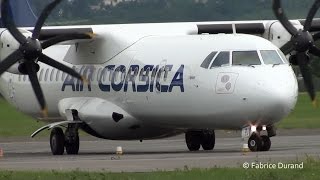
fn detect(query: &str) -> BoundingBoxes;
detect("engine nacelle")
[263,20,303,48]
[0,29,32,74]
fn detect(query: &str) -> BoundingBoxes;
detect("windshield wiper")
[273,63,281,67]
[247,64,256,68]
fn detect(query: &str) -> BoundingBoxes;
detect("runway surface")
[0,132,319,172]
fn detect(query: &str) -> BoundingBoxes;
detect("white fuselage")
[0,24,298,139]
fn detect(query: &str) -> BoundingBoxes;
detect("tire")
[185,131,201,151]
[261,135,271,151]
[65,135,80,155]
[50,127,65,155]
[201,131,215,150]
[248,133,262,152]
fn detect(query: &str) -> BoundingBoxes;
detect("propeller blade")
[272,0,298,36]
[0,50,23,76]
[26,62,48,117]
[304,0,320,32]
[310,45,320,56]
[280,41,294,55]
[32,0,62,39]
[1,0,27,44]
[38,53,86,82]
[310,32,320,56]
[296,52,316,103]
[41,33,92,49]
[313,32,320,41]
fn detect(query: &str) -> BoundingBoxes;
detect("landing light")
[262,125,267,131]
[251,126,257,132]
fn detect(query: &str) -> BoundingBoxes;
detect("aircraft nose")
[266,82,297,115]
[255,68,298,122]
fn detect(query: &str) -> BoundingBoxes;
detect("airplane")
[0,0,318,155]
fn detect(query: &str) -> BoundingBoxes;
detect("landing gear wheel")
[65,135,79,155]
[248,133,262,152]
[201,130,215,150]
[185,131,201,151]
[50,127,65,155]
[261,135,271,151]
[65,126,80,155]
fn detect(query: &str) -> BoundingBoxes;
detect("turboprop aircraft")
[0,0,319,155]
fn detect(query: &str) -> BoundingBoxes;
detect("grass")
[277,93,320,129]
[0,99,46,137]
[0,158,319,180]
[0,93,318,137]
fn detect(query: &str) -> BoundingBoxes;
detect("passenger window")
[201,51,217,68]
[151,67,157,79]
[157,67,165,80]
[50,69,55,81]
[139,68,145,81]
[210,51,230,68]
[139,67,151,81]
[109,68,114,81]
[102,69,108,82]
[90,68,95,81]
[164,66,170,81]
[39,69,44,81]
[62,72,66,81]
[260,50,284,65]
[97,68,102,81]
[44,69,49,81]
[232,51,261,66]
[134,67,139,77]
[56,70,60,81]
[114,69,120,82]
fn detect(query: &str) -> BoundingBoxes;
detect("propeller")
[0,0,91,116]
[272,0,320,106]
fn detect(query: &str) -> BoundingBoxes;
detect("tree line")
[30,0,319,25]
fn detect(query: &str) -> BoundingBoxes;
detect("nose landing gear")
[248,133,271,152]
[246,125,274,152]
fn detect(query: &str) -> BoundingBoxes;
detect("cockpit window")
[210,51,230,68]
[232,51,261,66]
[201,51,217,68]
[260,50,284,65]
[277,50,289,64]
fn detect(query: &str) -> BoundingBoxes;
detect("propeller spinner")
[0,0,90,116]
[272,0,320,106]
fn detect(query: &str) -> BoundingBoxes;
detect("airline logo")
[62,65,185,93]
[215,72,238,94]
